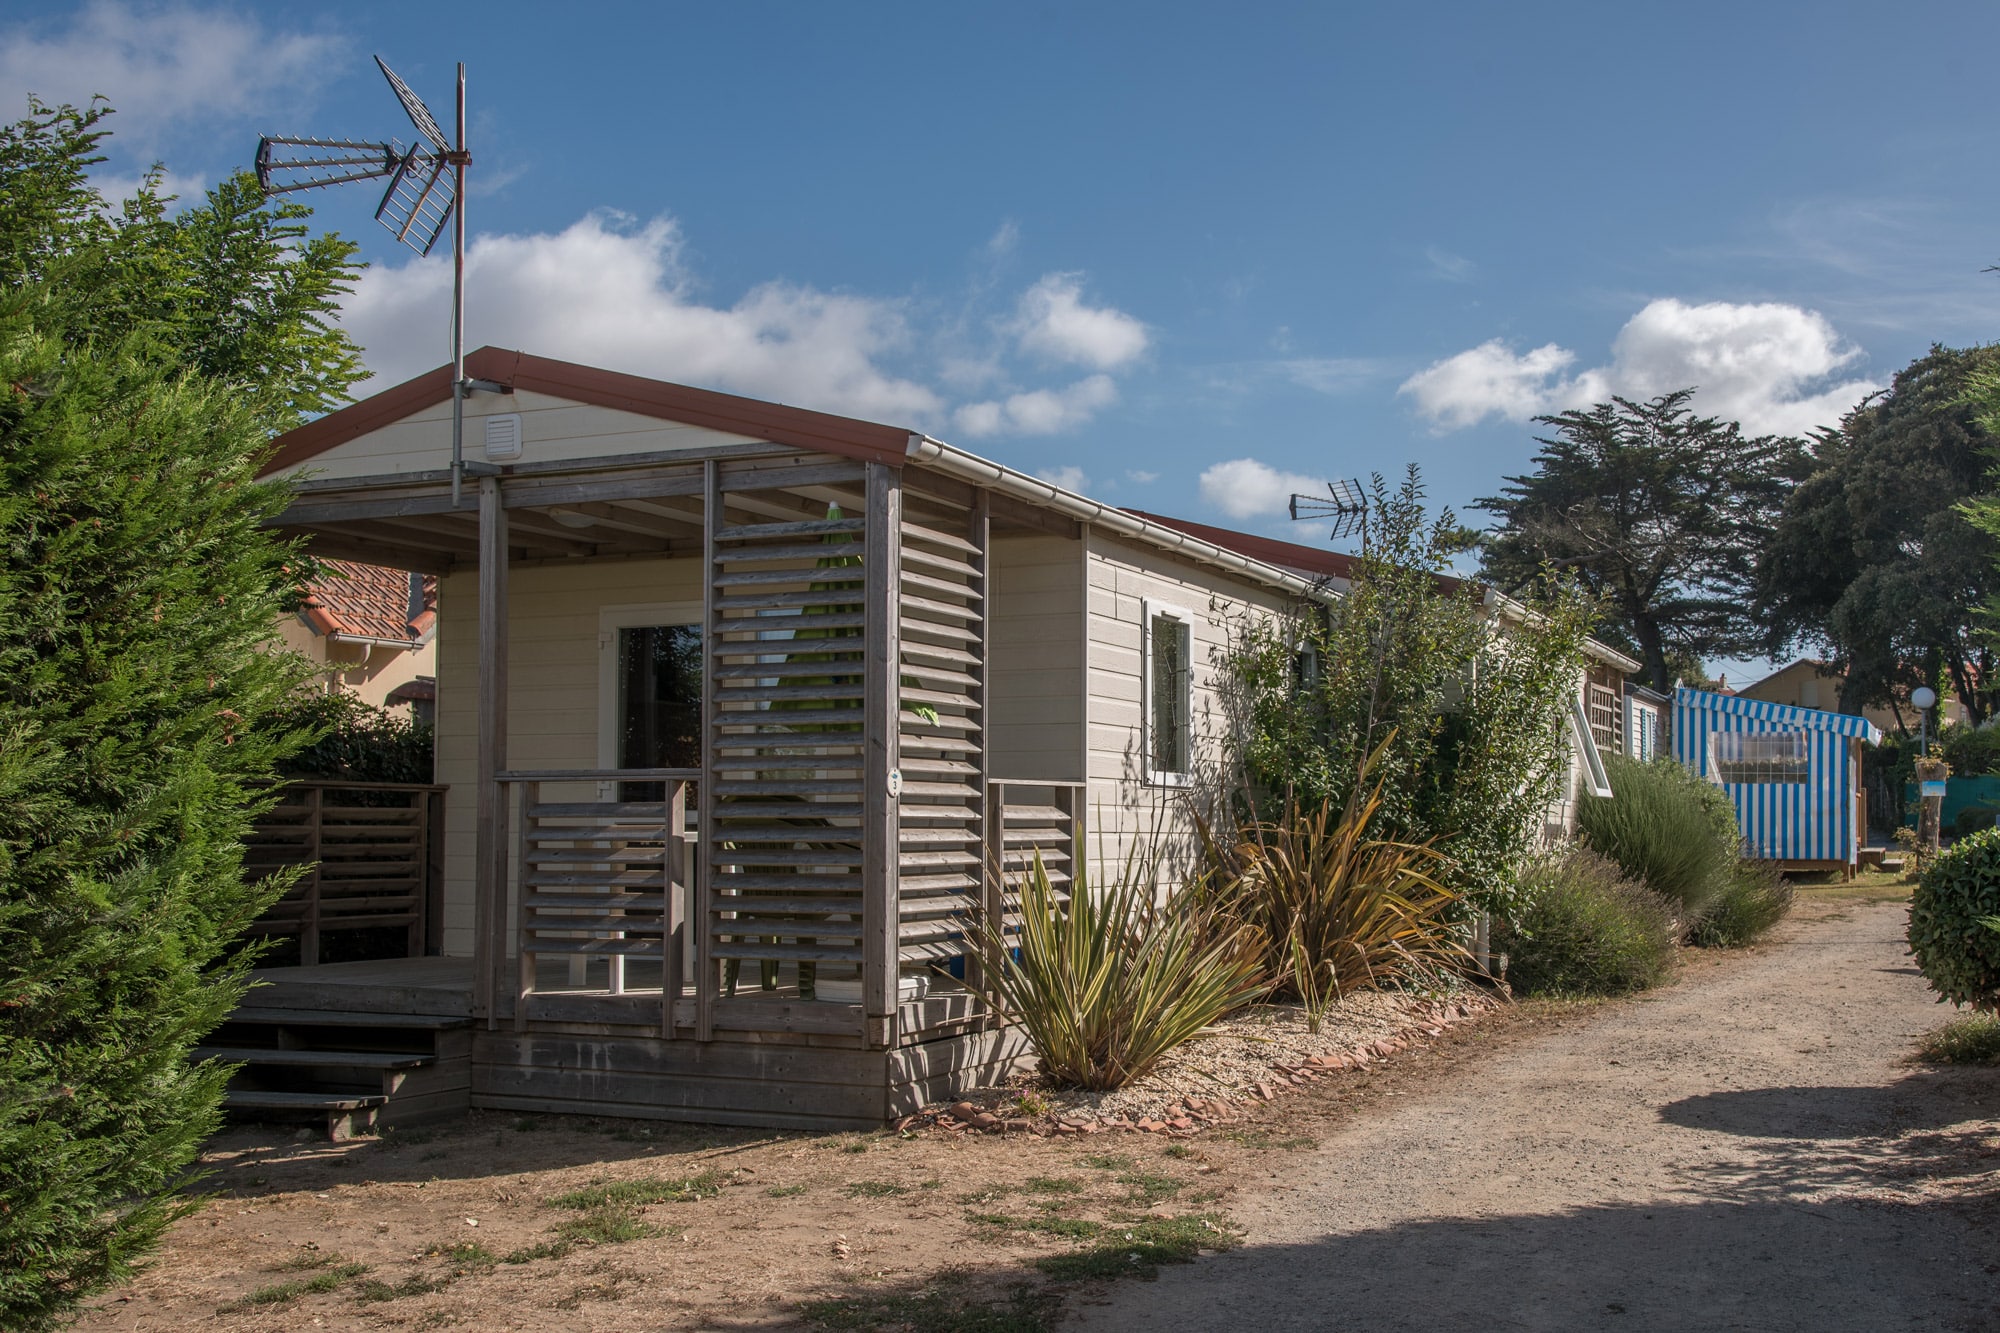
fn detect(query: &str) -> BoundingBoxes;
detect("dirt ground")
[1076,880,2000,1332]
[74,880,2000,1331]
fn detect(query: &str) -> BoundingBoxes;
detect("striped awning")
[1674,687,1882,744]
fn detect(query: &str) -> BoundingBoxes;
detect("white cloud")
[89,167,208,215]
[1126,469,1159,484]
[1399,298,1881,437]
[1037,465,1089,492]
[1277,356,1390,395]
[1199,458,1329,522]
[985,219,1020,258]
[952,374,1118,438]
[1012,273,1148,370]
[1424,246,1475,282]
[0,3,340,132]
[340,211,946,424]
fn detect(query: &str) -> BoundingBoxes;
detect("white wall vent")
[483,413,523,461]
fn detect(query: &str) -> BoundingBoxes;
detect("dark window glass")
[619,624,702,800]
[1150,612,1191,777]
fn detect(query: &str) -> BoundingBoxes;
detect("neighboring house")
[279,558,438,716]
[245,347,1641,1129]
[1673,687,1882,874]
[1737,658,1967,736]
[1624,682,1669,761]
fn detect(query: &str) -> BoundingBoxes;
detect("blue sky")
[8,1,2000,647]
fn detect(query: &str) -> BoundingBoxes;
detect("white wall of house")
[276,614,435,710]
[1083,526,1289,887]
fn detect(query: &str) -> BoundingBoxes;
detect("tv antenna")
[257,56,492,505]
[1288,478,1368,546]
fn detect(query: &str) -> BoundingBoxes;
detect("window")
[1710,730,1809,785]
[1629,703,1658,761]
[598,605,703,801]
[1568,694,1614,798]
[1144,600,1194,785]
[1587,683,1619,751]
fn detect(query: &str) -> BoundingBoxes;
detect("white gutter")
[905,434,1331,602]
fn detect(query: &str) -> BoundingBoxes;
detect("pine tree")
[0,100,364,1329]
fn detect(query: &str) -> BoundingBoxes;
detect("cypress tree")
[0,100,364,1329]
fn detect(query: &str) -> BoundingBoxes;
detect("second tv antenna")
[257,56,488,504]
[1288,478,1368,545]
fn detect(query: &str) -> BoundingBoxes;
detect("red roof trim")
[262,347,914,477]
[1120,509,1468,595]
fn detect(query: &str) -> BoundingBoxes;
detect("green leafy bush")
[1908,827,2000,1009]
[264,690,433,784]
[1577,754,1739,922]
[1494,847,1678,996]
[966,850,1266,1091]
[1686,861,1793,948]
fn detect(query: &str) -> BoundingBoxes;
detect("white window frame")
[1142,598,1196,788]
[596,601,703,781]
[1568,693,1614,798]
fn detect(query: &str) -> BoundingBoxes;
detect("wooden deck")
[247,956,476,1018]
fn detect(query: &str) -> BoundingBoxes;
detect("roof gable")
[262,347,915,478]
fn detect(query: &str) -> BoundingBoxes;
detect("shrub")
[1494,847,1678,997]
[1908,827,2000,1009]
[265,690,433,784]
[1195,774,1467,1012]
[1687,861,1794,948]
[1577,754,1738,922]
[965,849,1265,1092]
[1917,1012,2000,1064]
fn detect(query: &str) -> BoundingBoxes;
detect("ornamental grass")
[965,847,1265,1092]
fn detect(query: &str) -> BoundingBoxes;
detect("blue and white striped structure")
[1672,687,1883,865]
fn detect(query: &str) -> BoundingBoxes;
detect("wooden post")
[663,780,686,1040]
[695,459,719,1043]
[474,474,509,1029]
[861,461,902,1049]
[302,785,323,966]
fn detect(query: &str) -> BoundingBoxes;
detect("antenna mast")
[257,55,479,505]
[1288,478,1368,550]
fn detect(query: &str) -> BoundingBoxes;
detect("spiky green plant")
[965,849,1265,1092]
[1576,754,1739,923]
[1197,775,1468,1001]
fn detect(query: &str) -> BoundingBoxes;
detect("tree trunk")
[1632,615,1672,694]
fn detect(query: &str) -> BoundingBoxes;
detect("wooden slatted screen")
[895,488,990,969]
[704,465,874,1018]
[247,782,445,965]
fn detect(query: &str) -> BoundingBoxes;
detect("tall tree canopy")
[0,101,366,1329]
[1477,392,1807,693]
[1758,344,2000,724]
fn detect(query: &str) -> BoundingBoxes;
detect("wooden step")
[225,1007,473,1030]
[226,1089,389,1111]
[196,1047,434,1070]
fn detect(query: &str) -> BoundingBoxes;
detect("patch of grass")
[766,1183,808,1198]
[553,1207,662,1246]
[1079,1153,1132,1171]
[353,1274,451,1303]
[1919,1012,2000,1064]
[1117,1171,1184,1204]
[1222,1129,1315,1151]
[547,1169,725,1209]
[968,1212,1104,1240]
[1688,861,1794,948]
[846,1180,906,1198]
[432,1241,496,1269]
[800,1274,1057,1332]
[920,1178,943,1190]
[268,1247,342,1272]
[223,1262,369,1311]
[1161,1144,1195,1160]
[501,1240,571,1265]
[842,1141,869,1154]
[1031,1214,1238,1282]
[1023,1176,1083,1195]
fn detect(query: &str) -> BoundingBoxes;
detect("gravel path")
[1075,894,2000,1332]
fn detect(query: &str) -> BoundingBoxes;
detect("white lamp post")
[1913,685,1943,853]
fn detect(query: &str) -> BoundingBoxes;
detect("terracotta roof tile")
[301,559,437,644]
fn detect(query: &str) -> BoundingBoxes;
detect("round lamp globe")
[1912,686,1938,710]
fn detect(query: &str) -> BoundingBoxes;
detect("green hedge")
[1909,827,2000,1009]
[1496,846,1679,997]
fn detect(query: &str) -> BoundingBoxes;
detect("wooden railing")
[246,781,447,966]
[498,769,697,1035]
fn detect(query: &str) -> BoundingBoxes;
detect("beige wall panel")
[436,553,704,955]
[276,389,767,482]
[987,534,1085,784]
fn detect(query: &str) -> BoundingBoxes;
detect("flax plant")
[966,848,1265,1092]
[1199,768,1469,1003]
